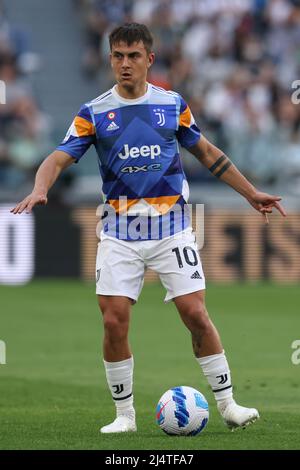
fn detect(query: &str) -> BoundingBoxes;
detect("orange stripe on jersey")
[179,105,192,128]
[74,116,95,137]
[144,195,180,214]
[108,198,139,214]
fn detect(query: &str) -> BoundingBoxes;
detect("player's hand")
[246,191,287,224]
[10,192,48,214]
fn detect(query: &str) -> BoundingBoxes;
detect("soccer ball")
[156,386,209,436]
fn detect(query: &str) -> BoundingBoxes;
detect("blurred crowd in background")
[0,0,53,192]
[1,0,300,197]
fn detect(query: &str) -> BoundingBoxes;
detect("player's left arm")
[188,135,287,221]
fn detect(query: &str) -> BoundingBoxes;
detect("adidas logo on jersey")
[118,143,161,160]
[191,270,202,279]
[106,121,120,131]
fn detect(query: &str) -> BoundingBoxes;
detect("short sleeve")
[56,104,96,162]
[176,96,201,148]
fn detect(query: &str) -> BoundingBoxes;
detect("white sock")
[103,356,135,420]
[196,350,234,411]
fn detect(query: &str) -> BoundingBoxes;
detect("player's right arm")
[11,102,96,215]
[10,150,75,214]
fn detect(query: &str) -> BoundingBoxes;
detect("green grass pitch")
[0,281,299,450]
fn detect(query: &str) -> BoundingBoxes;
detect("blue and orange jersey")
[57,83,201,240]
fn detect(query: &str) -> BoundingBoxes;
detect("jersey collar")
[112,82,152,104]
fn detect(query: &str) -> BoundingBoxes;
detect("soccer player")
[11,23,286,433]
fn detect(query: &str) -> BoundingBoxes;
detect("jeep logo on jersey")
[118,144,161,160]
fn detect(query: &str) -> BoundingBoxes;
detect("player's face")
[110,41,154,91]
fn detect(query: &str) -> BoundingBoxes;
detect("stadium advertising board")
[1,205,299,284]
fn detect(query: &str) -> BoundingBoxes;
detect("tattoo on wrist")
[208,154,232,178]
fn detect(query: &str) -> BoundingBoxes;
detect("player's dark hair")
[109,23,153,54]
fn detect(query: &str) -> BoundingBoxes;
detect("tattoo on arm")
[208,155,226,173]
[208,154,232,178]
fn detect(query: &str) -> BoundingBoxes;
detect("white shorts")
[95,227,205,303]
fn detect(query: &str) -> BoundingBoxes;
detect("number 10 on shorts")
[172,246,199,268]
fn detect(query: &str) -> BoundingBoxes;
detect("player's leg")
[174,290,259,430]
[173,289,223,357]
[95,235,145,434]
[98,295,136,433]
[150,229,259,430]
[99,294,132,362]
